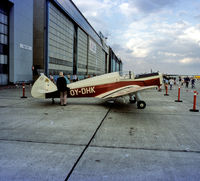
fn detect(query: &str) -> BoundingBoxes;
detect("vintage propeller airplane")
[31,71,163,109]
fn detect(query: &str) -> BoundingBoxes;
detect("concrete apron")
[0,83,200,181]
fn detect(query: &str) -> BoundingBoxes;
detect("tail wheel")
[137,101,146,109]
[129,96,136,104]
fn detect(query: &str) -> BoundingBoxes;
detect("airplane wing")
[99,85,157,99]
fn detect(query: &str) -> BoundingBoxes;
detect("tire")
[137,101,146,109]
[129,97,136,104]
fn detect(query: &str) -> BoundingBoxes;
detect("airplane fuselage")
[46,75,161,99]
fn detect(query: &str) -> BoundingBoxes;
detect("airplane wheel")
[137,101,146,109]
[129,97,136,104]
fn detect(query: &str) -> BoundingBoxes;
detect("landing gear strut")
[129,96,136,104]
[130,93,146,109]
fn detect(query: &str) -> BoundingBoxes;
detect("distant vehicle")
[31,72,163,109]
[194,75,200,79]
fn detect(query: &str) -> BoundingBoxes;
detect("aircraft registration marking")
[70,87,95,96]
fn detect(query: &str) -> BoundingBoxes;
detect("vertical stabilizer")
[31,74,57,98]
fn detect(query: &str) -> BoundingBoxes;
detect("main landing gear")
[129,93,146,109]
[137,100,146,109]
[129,96,136,104]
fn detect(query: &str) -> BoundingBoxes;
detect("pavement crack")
[0,139,86,147]
[64,107,112,181]
[89,144,200,154]
[1,138,199,154]
[112,111,200,116]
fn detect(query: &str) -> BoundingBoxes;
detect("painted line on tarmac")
[64,106,112,181]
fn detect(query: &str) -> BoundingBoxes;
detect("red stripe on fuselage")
[68,77,161,98]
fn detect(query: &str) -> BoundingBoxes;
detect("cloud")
[72,0,200,74]
[179,58,200,64]
[126,37,152,58]
[194,15,200,20]
[115,18,200,74]
[122,19,200,56]
[73,0,117,17]
[72,0,119,37]
[119,3,138,16]
[179,26,200,43]
[119,0,180,17]
[153,21,189,36]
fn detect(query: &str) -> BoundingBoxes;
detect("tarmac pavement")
[0,81,200,181]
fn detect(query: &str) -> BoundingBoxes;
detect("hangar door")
[48,2,74,75]
[96,46,105,75]
[77,28,88,76]
[88,38,97,75]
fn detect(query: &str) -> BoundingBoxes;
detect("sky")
[72,0,200,75]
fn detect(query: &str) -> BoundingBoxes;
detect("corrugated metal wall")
[88,38,97,75]
[108,47,121,73]
[46,1,117,77]
[0,4,9,85]
[87,38,106,75]
[48,2,74,75]
[96,46,105,75]
[77,27,87,75]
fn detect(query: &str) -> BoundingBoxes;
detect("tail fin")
[31,74,57,98]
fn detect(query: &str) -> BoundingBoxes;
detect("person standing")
[185,76,190,88]
[164,78,169,91]
[169,78,174,90]
[181,78,184,86]
[191,78,195,89]
[179,76,182,85]
[73,74,77,82]
[56,72,67,106]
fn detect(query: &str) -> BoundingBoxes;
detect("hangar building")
[0,0,33,85]
[0,0,122,85]
[33,0,110,79]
